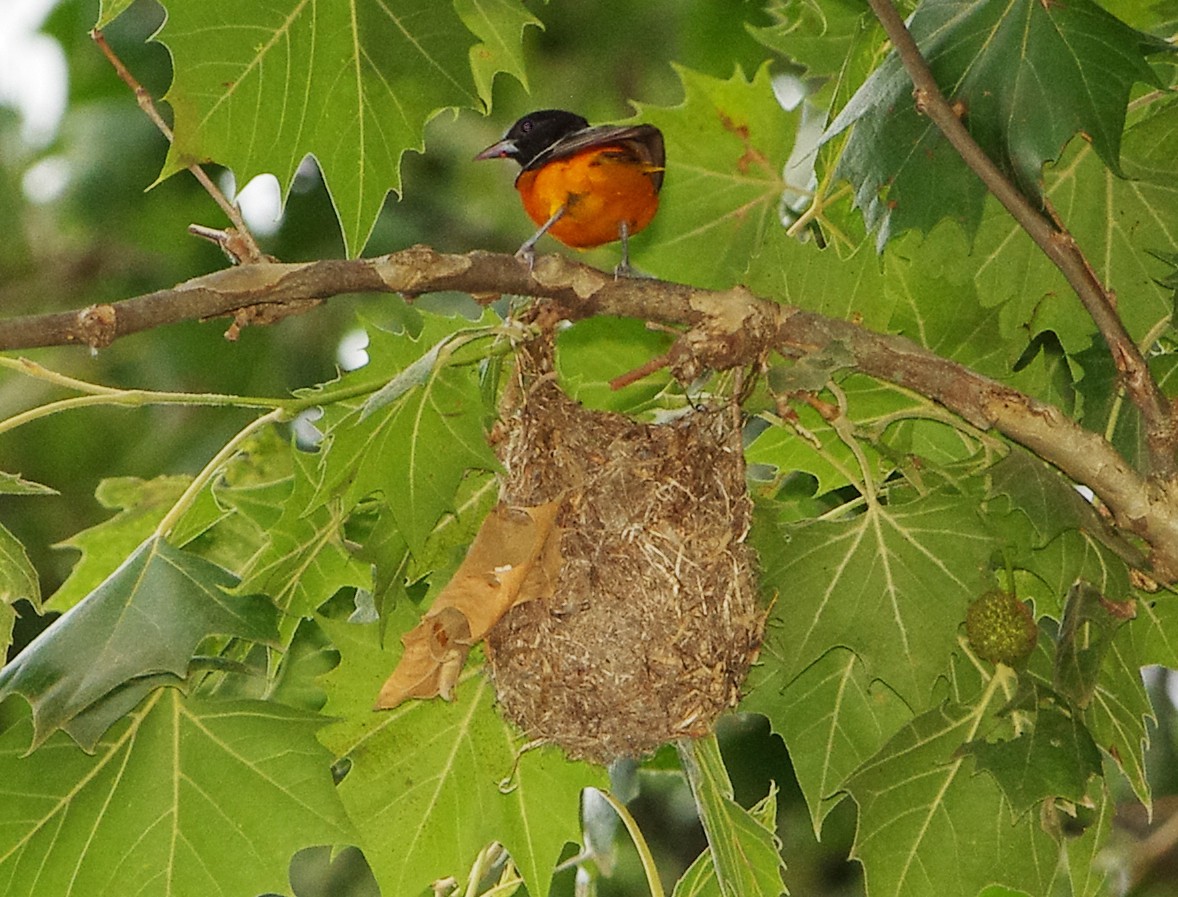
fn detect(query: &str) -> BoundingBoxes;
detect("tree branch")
[3,244,1178,579]
[91,29,266,265]
[865,0,1178,481]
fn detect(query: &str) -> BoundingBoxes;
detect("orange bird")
[475,109,665,274]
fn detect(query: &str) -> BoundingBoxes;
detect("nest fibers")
[486,340,763,763]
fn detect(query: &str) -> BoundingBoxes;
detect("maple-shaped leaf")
[151,0,538,256]
[0,537,278,748]
[847,701,1060,897]
[318,615,605,897]
[312,315,499,558]
[1085,625,1154,806]
[634,65,797,288]
[752,490,997,708]
[47,475,190,612]
[0,689,354,897]
[960,681,1102,817]
[824,0,1164,247]
[0,474,48,658]
[238,448,371,627]
[742,647,911,834]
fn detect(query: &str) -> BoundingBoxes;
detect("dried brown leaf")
[375,501,561,709]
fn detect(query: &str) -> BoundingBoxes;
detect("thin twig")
[90,28,266,264]
[864,0,1177,480]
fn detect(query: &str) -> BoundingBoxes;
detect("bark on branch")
[865,0,1178,480]
[2,244,1177,578]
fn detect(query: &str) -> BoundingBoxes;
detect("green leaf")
[454,0,541,104]
[556,317,675,413]
[317,616,605,897]
[753,491,997,707]
[156,0,536,256]
[846,699,1059,897]
[957,101,1178,362]
[0,689,354,897]
[314,316,498,557]
[751,0,881,82]
[959,681,1102,816]
[238,449,371,625]
[742,647,912,834]
[825,0,1162,247]
[1121,96,1178,184]
[747,233,893,331]
[672,782,780,897]
[676,735,786,897]
[1054,582,1130,709]
[635,65,796,288]
[0,472,56,496]
[0,526,38,610]
[1085,627,1153,806]
[47,475,191,612]
[0,523,39,666]
[0,537,278,748]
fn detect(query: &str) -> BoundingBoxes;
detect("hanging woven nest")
[486,337,763,763]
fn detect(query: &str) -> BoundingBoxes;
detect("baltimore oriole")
[474,109,665,274]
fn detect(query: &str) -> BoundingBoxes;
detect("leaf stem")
[591,788,665,897]
[0,357,296,437]
[154,408,285,539]
[864,0,1177,479]
[91,28,265,264]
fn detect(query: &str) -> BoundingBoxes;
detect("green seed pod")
[965,589,1037,666]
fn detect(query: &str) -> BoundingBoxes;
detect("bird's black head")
[474,110,590,168]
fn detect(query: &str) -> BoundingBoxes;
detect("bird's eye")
[521,119,533,132]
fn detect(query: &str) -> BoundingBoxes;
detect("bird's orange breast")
[515,146,662,249]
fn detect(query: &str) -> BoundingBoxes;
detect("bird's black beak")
[474,138,517,161]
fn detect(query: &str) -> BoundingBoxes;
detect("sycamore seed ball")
[965,589,1037,666]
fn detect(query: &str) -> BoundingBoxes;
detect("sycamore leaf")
[752,491,996,707]
[0,524,39,667]
[959,681,1102,817]
[319,616,605,897]
[154,0,538,256]
[0,689,354,897]
[846,701,1060,897]
[634,65,796,288]
[0,472,55,496]
[1086,627,1153,806]
[0,528,38,609]
[672,783,780,897]
[47,475,190,612]
[312,315,499,558]
[376,501,561,709]
[676,735,786,897]
[742,647,911,834]
[1054,582,1134,710]
[0,537,278,748]
[825,0,1163,247]
[238,448,371,627]
[751,0,881,82]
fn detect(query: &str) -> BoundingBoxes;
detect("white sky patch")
[337,327,370,371]
[0,0,67,147]
[218,170,285,237]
